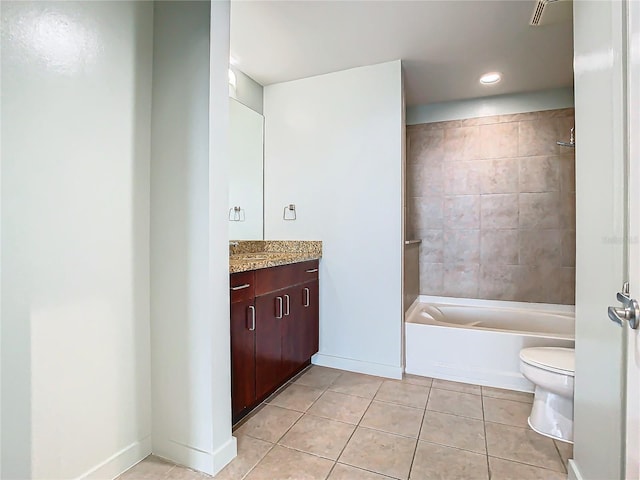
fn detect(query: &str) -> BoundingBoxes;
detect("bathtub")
[405,296,575,392]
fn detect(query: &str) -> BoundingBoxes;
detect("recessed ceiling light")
[480,72,502,85]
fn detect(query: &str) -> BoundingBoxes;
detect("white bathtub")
[405,296,575,392]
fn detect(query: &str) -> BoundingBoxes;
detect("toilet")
[519,346,575,443]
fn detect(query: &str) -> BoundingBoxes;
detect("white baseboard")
[152,435,237,476]
[568,460,583,480]
[211,436,237,476]
[75,436,151,480]
[312,353,402,379]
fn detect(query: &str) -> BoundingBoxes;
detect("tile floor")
[121,366,573,480]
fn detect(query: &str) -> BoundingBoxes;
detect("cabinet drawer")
[230,271,255,303]
[255,260,319,296]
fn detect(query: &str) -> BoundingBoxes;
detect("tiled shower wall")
[406,108,576,305]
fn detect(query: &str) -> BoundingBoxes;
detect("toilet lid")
[520,347,575,376]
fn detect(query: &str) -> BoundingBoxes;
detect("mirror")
[229,98,264,240]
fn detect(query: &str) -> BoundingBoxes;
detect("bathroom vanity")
[229,241,322,422]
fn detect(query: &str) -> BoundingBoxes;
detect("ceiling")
[230,0,574,107]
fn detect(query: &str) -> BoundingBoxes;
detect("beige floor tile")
[485,422,565,472]
[267,384,324,412]
[489,457,567,480]
[410,441,489,480]
[166,466,208,480]
[244,445,333,480]
[327,372,384,398]
[294,366,343,389]
[279,414,355,460]
[402,374,433,388]
[329,463,394,479]
[432,379,482,395]
[554,439,573,466]
[374,380,430,409]
[339,427,417,480]
[119,456,175,479]
[483,397,531,428]
[360,400,424,438]
[235,405,302,443]
[214,435,273,480]
[420,410,486,454]
[482,386,533,404]
[307,390,372,424]
[427,388,483,419]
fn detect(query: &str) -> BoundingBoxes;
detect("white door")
[625,1,640,477]
[571,1,633,479]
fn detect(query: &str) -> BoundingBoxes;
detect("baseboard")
[211,436,237,476]
[568,460,583,480]
[152,435,236,476]
[312,353,402,379]
[75,436,151,480]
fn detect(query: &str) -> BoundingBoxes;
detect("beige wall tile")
[559,154,576,193]
[519,192,563,229]
[498,111,540,123]
[409,195,444,233]
[444,195,480,230]
[481,194,519,229]
[519,230,563,266]
[444,161,481,194]
[479,122,519,159]
[518,119,559,157]
[479,265,521,301]
[444,126,481,161]
[444,230,480,263]
[480,229,519,265]
[419,230,444,263]
[408,128,444,166]
[562,229,576,267]
[443,263,480,298]
[461,115,501,127]
[479,158,519,194]
[419,262,444,296]
[519,156,561,193]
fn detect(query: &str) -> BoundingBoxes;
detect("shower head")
[557,127,575,148]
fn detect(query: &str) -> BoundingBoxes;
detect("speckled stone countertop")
[229,241,322,273]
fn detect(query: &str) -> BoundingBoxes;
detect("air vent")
[530,0,571,26]
[530,0,548,26]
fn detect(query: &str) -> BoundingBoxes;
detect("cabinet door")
[281,286,305,378]
[230,299,256,419]
[301,280,320,360]
[255,291,284,399]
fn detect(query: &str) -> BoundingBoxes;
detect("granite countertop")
[229,240,322,274]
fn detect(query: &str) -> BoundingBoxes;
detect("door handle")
[303,287,310,307]
[284,294,290,316]
[247,305,256,331]
[305,268,319,273]
[609,282,639,329]
[275,297,283,319]
[231,283,251,291]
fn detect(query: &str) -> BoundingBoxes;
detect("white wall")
[264,61,404,378]
[229,66,263,114]
[150,1,235,475]
[1,1,153,478]
[570,1,626,479]
[406,87,574,125]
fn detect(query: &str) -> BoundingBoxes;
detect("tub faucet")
[229,241,239,247]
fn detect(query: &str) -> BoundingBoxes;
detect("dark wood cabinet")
[230,259,320,423]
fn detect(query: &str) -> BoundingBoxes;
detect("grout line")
[481,389,492,480]
[551,440,569,475]
[487,454,569,475]
[407,385,431,479]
